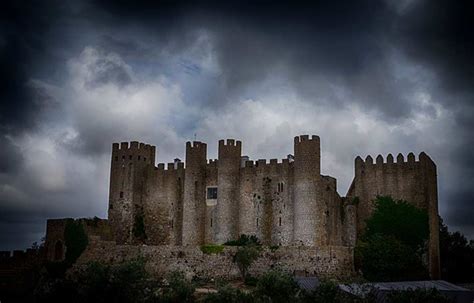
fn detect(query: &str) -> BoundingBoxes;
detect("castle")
[107,135,440,277]
[43,135,440,279]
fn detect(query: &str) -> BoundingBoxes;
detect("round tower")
[182,141,207,246]
[216,139,241,243]
[293,135,322,246]
[109,141,156,244]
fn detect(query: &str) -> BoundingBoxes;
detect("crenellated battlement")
[219,139,242,147]
[294,134,320,144]
[355,152,435,169]
[112,141,156,166]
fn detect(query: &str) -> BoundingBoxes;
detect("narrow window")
[129,155,132,160]
[171,219,174,229]
[144,157,146,162]
[210,218,213,227]
[138,156,141,160]
[279,217,282,226]
[256,218,259,227]
[281,183,284,192]
[207,187,218,199]
[119,191,124,198]
[115,156,118,161]
[122,155,125,160]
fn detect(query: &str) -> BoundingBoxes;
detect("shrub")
[203,285,253,303]
[233,246,260,280]
[225,234,261,246]
[200,244,225,254]
[255,270,299,303]
[161,271,195,303]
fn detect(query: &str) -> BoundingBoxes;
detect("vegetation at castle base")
[201,285,254,303]
[439,217,474,283]
[161,271,196,303]
[355,196,429,282]
[64,219,89,266]
[254,270,299,303]
[225,234,261,246]
[133,214,147,241]
[200,244,225,254]
[233,245,260,280]
[35,257,198,303]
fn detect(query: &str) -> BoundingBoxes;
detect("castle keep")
[105,135,439,278]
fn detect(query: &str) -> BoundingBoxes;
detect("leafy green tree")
[364,196,429,249]
[355,196,429,281]
[233,245,260,280]
[439,218,474,282]
[255,270,299,303]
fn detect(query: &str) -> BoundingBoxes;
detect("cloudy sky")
[1,0,473,250]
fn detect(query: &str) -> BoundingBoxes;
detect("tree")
[233,246,260,280]
[254,270,299,303]
[439,218,474,282]
[355,196,430,281]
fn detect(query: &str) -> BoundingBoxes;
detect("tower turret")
[182,141,207,245]
[215,139,241,243]
[293,135,323,246]
[108,141,156,244]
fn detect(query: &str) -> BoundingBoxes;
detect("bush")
[161,271,195,303]
[233,246,260,280]
[225,234,261,246]
[203,285,253,303]
[200,244,225,254]
[35,258,158,303]
[244,275,258,286]
[255,270,299,303]
[387,288,452,303]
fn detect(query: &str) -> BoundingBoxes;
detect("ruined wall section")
[109,142,155,244]
[347,152,440,278]
[144,163,184,245]
[215,139,241,243]
[293,135,327,246]
[182,142,207,245]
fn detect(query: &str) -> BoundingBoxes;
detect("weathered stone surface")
[47,134,440,280]
[76,237,354,280]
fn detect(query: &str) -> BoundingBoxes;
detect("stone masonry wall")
[76,237,354,280]
[346,152,440,278]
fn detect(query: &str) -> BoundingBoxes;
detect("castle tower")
[182,141,207,246]
[293,135,323,246]
[216,139,241,243]
[108,141,156,244]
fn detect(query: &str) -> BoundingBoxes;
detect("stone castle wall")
[75,236,354,280]
[346,152,440,278]
[108,135,356,248]
[103,135,440,278]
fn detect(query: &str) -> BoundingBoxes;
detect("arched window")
[54,240,64,261]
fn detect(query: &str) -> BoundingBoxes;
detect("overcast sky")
[1,0,473,250]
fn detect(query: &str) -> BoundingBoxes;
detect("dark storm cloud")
[396,0,474,94]
[0,0,473,251]
[0,1,64,132]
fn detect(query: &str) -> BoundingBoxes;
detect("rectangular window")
[207,187,218,199]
